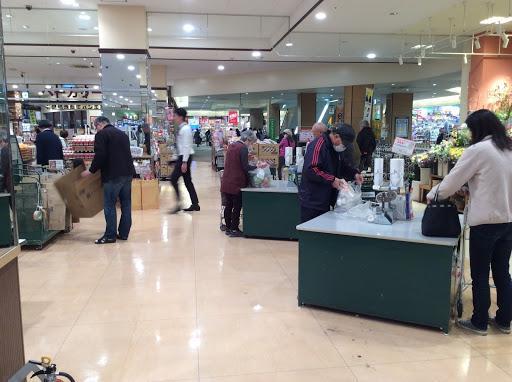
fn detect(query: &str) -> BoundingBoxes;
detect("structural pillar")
[268,102,280,139]
[384,93,413,141]
[297,93,316,128]
[250,108,264,130]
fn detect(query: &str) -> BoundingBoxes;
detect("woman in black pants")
[428,109,512,335]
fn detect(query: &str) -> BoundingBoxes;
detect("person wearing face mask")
[299,126,363,223]
[336,123,356,168]
[220,130,258,237]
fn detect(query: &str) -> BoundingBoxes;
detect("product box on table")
[132,179,142,211]
[54,165,104,218]
[141,179,160,210]
[256,143,279,168]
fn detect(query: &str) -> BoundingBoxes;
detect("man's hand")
[332,178,347,190]
[81,170,91,178]
[181,162,188,173]
[354,173,364,185]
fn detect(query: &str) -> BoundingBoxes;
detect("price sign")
[228,110,239,126]
[392,137,416,156]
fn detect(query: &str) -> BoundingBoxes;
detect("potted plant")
[411,153,434,185]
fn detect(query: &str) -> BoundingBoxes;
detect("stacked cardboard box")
[257,143,279,168]
[159,144,174,178]
[141,179,159,210]
[132,179,142,211]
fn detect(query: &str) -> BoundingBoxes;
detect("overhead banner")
[363,88,374,122]
[228,110,239,126]
[47,104,102,111]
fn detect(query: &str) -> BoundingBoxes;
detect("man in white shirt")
[170,108,200,213]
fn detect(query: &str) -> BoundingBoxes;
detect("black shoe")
[183,205,200,212]
[228,229,244,238]
[225,229,232,236]
[117,234,128,241]
[457,319,487,336]
[95,237,116,245]
[489,318,511,334]
[169,207,182,214]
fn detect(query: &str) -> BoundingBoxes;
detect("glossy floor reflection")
[19,161,512,381]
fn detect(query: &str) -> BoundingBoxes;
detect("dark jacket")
[299,132,359,211]
[89,124,136,183]
[221,141,255,195]
[35,129,64,166]
[338,124,356,168]
[356,126,377,155]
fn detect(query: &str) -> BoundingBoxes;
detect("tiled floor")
[19,161,512,382]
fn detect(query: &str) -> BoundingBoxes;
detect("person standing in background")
[35,120,63,166]
[142,123,151,155]
[59,130,69,149]
[194,129,202,147]
[170,108,200,213]
[221,130,257,237]
[337,123,356,168]
[81,116,136,245]
[356,120,377,171]
[278,129,295,180]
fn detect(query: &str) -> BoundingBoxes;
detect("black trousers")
[470,223,512,329]
[224,192,243,231]
[300,206,328,223]
[359,153,372,171]
[170,156,199,206]
[278,156,285,180]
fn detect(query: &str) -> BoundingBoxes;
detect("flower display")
[411,152,433,168]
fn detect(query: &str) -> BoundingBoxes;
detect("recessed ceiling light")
[433,92,437,95]
[119,96,124,99]
[480,16,512,25]
[252,51,262,58]
[433,83,437,86]
[183,24,195,33]
[366,53,377,59]
[78,12,90,20]
[116,53,125,60]
[38,91,44,96]
[59,89,65,93]
[113,92,117,96]
[45,85,52,89]
[5,14,12,18]
[151,90,156,94]
[129,100,133,103]
[136,74,141,79]
[98,72,102,77]
[56,62,61,65]
[217,65,225,71]
[93,85,99,90]
[12,84,18,89]
[22,25,29,29]
[285,42,293,47]
[245,92,249,95]
[315,12,327,20]
[391,83,396,86]
[147,27,152,32]
[127,65,135,71]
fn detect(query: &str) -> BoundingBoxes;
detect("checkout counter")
[241,180,300,240]
[296,209,459,333]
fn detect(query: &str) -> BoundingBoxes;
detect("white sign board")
[392,137,416,157]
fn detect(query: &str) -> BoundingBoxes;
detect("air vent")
[71,64,94,69]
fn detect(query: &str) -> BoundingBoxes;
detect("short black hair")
[466,109,512,151]
[175,107,187,119]
[94,116,110,125]
[60,130,69,139]
[38,120,52,129]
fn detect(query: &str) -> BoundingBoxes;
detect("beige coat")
[428,136,512,226]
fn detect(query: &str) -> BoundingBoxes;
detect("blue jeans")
[470,223,512,329]
[103,176,133,240]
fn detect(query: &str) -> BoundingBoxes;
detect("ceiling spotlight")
[182,24,195,33]
[217,65,225,71]
[147,27,152,32]
[474,37,481,50]
[78,12,90,20]
[127,65,135,71]
[451,35,457,49]
[38,91,44,96]
[418,56,422,66]
[285,42,293,47]
[136,74,141,79]
[315,12,327,20]
[98,72,102,77]
[45,85,52,89]
[501,33,510,48]
[252,51,262,58]
[93,85,99,90]
[11,84,18,89]
[22,25,29,29]
[116,53,125,60]
[113,92,117,96]
[366,53,377,59]
[398,55,404,65]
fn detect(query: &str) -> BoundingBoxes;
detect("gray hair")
[240,129,257,143]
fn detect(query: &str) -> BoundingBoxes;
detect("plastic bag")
[335,182,362,213]
[346,201,373,220]
[249,166,272,188]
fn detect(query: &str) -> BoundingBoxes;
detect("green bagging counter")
[241,181,300,240]
[297,211,460,332]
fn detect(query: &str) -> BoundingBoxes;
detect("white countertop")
[297,211,460,247]
[242,180,298,194]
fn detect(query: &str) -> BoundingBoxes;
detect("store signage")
[363,88,374,122]
[392,137,416,157]
[47,104,102,111]
[228,110,239,126]
[21,91,29,100]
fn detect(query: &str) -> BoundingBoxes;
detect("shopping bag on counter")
[335,182,362,213]
[421,188,461,238]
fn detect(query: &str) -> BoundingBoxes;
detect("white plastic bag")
[335,182,362,213]
[346,201,373,220]
[249,166,272,188]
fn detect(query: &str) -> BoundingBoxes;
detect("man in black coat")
[35,120,63,166]
[356,120,377,171]
[82,116,136,244]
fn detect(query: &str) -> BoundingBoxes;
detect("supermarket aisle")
[18,162,512,382]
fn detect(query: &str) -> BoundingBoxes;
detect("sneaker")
[457,319,488,336]
[184,205,201,212]
[225,229,232,237]
[95,237,116,245]
[489,318,511,334]
[228,229,244,238]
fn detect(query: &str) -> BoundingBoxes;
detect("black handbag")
[421,188,461,238]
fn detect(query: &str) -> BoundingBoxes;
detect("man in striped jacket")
[299,125,362,223]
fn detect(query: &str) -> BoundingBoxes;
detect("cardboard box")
[54,165,104,218]
[160,164,173,177]
[132,179,142,211]
[42,180,67,231]
[159,144,172,155]
[257,143,279,168]
[141,179,159,210]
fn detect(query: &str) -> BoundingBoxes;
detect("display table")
[241,180,299,240]
[297,211,459,332]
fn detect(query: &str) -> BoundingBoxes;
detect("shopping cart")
[9,356,75,382]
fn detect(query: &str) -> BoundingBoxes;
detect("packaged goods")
[249,166,272,188]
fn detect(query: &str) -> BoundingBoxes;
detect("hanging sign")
[228,110,239,126]
[363,88,374,122]
[392,137,416,156]
[47,104,102,111]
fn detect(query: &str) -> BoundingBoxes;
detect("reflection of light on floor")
[97,354,108,367]
[188,328,201,350]
[161,219,169,242]
[156,276,161,293]
[133,258,145,275]
[460,356,471,376]
[253,304,263,312]
[84,376,99,382]
[155,332,161,344]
